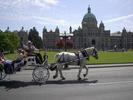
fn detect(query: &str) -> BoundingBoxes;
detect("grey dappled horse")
[53,47,98,80]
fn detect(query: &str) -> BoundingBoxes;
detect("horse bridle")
[92,48,97,56]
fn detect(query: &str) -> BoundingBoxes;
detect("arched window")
[92,39,96,45]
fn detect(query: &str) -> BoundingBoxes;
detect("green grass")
[89,51,133,64]
[5,53,17,60]
[40,50,59,63]
[5,50,133,64]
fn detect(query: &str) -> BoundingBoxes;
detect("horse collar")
[81,49,88,57]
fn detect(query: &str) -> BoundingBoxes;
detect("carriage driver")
[23,41,39,56]
[23,41,42,64]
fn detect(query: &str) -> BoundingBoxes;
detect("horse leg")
[77,66,83,80]
[83,65,88,78]
[53,66,58,79]
[59,65,65,80]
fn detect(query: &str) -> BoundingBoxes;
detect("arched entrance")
[91,39,96,45]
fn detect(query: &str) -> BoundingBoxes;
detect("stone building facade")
[17,27,28,44]
[73,6,110,50]
[43,26,60,49]
[42,6,133,50]
[73,6,133,50]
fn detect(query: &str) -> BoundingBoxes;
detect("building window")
[92,39,96,45]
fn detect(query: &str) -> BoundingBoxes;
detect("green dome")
[82,6,97,28]
[83,13,97,22]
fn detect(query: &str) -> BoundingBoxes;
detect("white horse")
[52,47,98,80]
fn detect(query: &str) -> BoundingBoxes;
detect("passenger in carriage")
[0,48,14,74]
[0,48,5,71]
[23,41,42,64]
[0,48,5,62]
[12,49,26,71]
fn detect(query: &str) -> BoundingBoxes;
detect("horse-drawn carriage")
[0,47,98,84]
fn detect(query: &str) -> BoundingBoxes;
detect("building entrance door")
[92,39,96,45]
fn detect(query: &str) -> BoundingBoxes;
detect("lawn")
[5,50,133,64]
[88,51,133,64]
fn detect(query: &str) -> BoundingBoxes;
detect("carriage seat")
[13,56,37,70]
[25,56,37,66]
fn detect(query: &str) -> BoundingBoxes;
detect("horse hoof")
[62,77,65,80]
[83,74,87,77]
[84,78,88,80]
[53,75,57,79]
[78,77,82,81]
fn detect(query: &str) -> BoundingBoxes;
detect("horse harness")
[75,49,89,65]
[57,49,89,65]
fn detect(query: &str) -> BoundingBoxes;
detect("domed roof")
[82,6,97,28]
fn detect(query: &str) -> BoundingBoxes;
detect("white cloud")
[32,16,68,25]
[0,14,31,21]
[104,13,133,32]
[104,13,133,23]
[0,0,59,9]
[0,14,68,25]
[44,0,59,5]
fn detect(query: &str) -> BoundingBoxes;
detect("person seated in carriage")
[0,48,14,74]
[23,40,42,64]
[12,49,26,71]
[0,48,5,72]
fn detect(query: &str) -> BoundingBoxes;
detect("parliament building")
[42,6,133,50]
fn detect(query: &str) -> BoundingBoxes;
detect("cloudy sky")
[0,0,133,36]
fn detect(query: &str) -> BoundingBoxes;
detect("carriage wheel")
[0,70,7,80]
[32,66,50,84]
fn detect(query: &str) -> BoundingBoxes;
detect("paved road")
[0,66,133,100]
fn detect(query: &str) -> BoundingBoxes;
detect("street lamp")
[64,31,68,69]
[64,31,67,51]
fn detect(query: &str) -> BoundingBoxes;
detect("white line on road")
[91,80,133,86]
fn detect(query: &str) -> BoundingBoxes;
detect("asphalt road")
[0,66,133,100]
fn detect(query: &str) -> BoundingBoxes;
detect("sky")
[0,0,133,36]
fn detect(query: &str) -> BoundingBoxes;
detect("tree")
[56,39,64,49]
[0,31,20,53]
[28,27,43,49]
[56,38,73,49]
[7,32,20,52]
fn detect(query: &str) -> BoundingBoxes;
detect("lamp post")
[64,31,68,69]
[64,31,67,51]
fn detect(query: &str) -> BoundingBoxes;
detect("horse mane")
[85,47,95,54]
[86,47,95,50]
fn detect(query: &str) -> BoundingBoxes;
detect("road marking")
[91,80,133,86]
